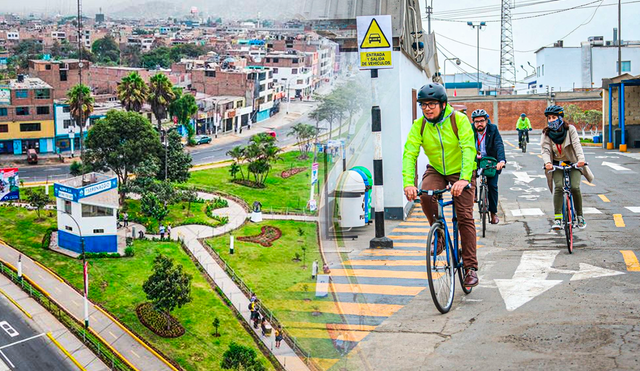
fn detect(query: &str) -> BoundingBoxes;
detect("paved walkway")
[165,194,311,371]
[0,243,175,371]
[0,274,109,371]
[262,213,318,222]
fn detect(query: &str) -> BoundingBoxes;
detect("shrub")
[41,227,56,249]
[124,246,135,257]
[136,302,185,338]
[212,215,229,226]
[80,252,121,259]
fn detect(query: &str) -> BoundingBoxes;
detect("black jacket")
[474,122,506,173]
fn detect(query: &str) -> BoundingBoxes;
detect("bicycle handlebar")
[417,184,471,197]
[546,162,588,173]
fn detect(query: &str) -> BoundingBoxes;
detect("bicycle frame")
[561,168,577,227]
[429,193,462,271]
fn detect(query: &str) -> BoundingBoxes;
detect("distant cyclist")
[471,109,506,224]
[403,83,479,287]
[516,113,532,148]
[541,105,595,230]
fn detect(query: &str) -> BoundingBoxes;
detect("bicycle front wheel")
[426,222,455,314]
[564,194,574,254]
[480,186,488,237]
[521,139,527,153]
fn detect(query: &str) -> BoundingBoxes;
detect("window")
[63,119,73,128]
[266,58,271,63]
[273,68,278,74]
[618,61,631,73]
[82,204,113,217]
[237,101,244,108]
[15,90,28,99]
[59,70,67,81]
[0,108,6,116]
[20,123,41,132]
[93,229,104,234]
[16,107,29,116]
[297,79,303,84]
[293,58,299,64]
[34,89,50,99]
[205,70,216,77]
[45,64,51,70]
[292,68,298,74]
[65,226,73,231]
[37,106,50,115]
[542,64,544,76]
[0,124,7,133]
[62,106,70,113]
[273,58,279,63]
[64,200,71,214]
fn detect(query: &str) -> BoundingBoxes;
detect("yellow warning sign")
[360,51,392,68]
[360,18,391,49]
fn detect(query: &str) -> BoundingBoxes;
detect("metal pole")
[82,237,89,329]
[618,0,622,75]
[608,85,613,145]
[477,26,480,91]
[369,69,393,249]
[164,130,168,181]
[426,0,432,34]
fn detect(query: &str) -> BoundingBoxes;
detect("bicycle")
[518,129,529,153]
[417,186,472,314]
[548,162,587,254]
[477,164,499,238]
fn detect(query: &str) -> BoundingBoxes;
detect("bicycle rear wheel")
[479,186,487,238]
[564,194,574,254]
[458,246,473,295]
[521,138,527,153]
[426,222,455,314]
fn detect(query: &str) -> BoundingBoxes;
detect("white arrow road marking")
[548,263,624,281]
[510,208,545,217]
[582,207,602,214]
[495,251,562,311]
[512,171,545,184]
[625,207,640,213]
[595,156,619,159]
[602,161,631,171]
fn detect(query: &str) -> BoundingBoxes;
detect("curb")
[581,142,603,147]
[0,288,32,319]
[46,332,87,371]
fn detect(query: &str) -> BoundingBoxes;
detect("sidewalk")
[0,274,109,371]
[0,243,175,371]
[168,195,311,371]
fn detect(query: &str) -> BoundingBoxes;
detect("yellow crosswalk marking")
[620,250,640,271]
[392,242,424,247]
[391,228,430,232]
[330,283,425,296]
[598,194,610,202]
[280,300,404,317]
[345,260,425,266]
[360,250,424,256]
[331,268,427,279]
[613,214,625,227]
[389,235,425,240]
[399,222,430,226]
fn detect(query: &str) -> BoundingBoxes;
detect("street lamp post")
[161,129,168,181]
[443,58,461,90]
[64,212,89,329]
[467,21,487,94]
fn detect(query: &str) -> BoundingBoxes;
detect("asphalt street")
[0,296,73,371]
[335,134,640,370]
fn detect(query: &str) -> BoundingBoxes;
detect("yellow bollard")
[606,142,614,150]
[620,144,627,152]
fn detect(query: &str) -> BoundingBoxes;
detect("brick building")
[28,59,91,100]
[0,77,56,155]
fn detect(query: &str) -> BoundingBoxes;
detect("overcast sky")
[428,0,640,81]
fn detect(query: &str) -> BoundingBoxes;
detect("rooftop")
[56,172,113,189]
[7,77,52,90]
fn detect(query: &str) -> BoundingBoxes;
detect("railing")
[0,260,135,371]
[199,241,320,371]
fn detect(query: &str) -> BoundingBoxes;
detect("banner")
[0,168,19,201]
[0,88,10,105]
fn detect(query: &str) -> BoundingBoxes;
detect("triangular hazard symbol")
[360,18,391,49]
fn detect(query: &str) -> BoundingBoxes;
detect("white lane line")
[626,207,640,213]
[602,161,631,171]
[0,333,47,350]
[510,208,545,217]
[0,322,18,338]
[0,350,13,369]
[583,207,602,214]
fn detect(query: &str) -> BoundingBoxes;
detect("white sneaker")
[577,216,587,229]
[552,219,563,231]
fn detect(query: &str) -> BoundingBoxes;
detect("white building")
[534,37,640,93]
[53,102,113,154]
[54,173,119,253]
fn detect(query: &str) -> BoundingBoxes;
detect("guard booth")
[54,173,119,253]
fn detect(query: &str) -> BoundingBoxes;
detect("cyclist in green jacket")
[516,113,532,148]
[402,83,479,287]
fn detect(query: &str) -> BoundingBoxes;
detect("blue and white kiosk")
[54,173,119,253]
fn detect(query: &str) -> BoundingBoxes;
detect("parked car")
[194,135,212,145]
[266,130,277,139]
[26,149,38,164]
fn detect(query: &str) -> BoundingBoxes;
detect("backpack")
[421,110,459,139]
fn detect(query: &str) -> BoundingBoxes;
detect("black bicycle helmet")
[521,113,526,117]
[471,109,489,119]
[544,105,564,117]
[417,83,447,103]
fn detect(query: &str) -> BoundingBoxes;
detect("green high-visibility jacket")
[402,104,476,188]
[516,117,531,130]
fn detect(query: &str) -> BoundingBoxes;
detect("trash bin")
[335,170,366,228]
[614,128,628,148]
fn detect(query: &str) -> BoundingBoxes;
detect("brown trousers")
[419,166,478,270]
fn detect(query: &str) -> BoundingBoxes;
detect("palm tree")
[226,146,246,181]
[66,84,94,162]
[117,71,149,112]
[148,73,176,133]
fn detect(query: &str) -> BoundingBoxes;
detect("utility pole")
[425,0,433,34]
[467,22,486,94]
[618,0,622,75]
[76,0,84,165]
[499,0,516,89]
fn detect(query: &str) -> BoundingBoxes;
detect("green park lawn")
[206,220,343,362]
[188,151,323,214]
[124,198,227,234]
[0,206,273,371]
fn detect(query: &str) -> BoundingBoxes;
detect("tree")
[148,73,176,132]
[50,40,62,59]
[117,71,149,112]
[141,47,172,69]
[141,193,169,225]
[221,342,266,371]
[85,110,163,204]
[180,187,198,217]
[120,45,142,67]
[309,105,330,160]
[169,92,198,146]
[158,130,192,182]
[12,40,41,69]
[584,110,602,136]
[339,83,366,136]
[66,84,95,162]
[142,254,192,329]
[287,123,318,157]
[92,35,119,64]
[212,317,220,337]
[24,188,49,220]
[244,133,281,187]
[226,146,246,181]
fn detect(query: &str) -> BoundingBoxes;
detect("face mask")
[548,116,564,131]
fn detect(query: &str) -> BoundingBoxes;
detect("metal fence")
[0,261,134,371]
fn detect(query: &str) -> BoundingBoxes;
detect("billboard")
[0,88,10,105]
[0,168,19,202]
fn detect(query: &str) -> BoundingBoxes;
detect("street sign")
[311,162,319,185]
[357,15,394,70]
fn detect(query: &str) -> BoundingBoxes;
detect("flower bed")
[237,226,282,247]
[136,302,185,338]
[280,167,307,179]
